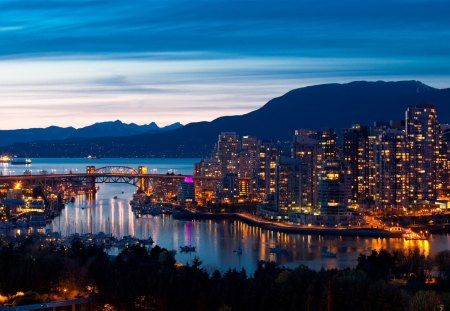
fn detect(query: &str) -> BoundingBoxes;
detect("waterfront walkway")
[173,211,398,237]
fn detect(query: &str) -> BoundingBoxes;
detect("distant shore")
[172,211,400,238]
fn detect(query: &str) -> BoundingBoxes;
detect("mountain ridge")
[0,121,183,147]
[3,80,450,157]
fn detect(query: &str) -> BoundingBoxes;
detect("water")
[5,158,450,273]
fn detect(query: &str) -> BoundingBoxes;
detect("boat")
[113,196,118,199]
[269,245,288,254]
[86,155,96,160]
[322,251,337,258]
[180,245,196,253]
[11,158,32,165]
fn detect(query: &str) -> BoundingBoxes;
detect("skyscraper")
[214,132,241,177]
[377,129,408,208]
[275,156,302,212]
[291,133,320,209]
[343,124,377,206]
[257,141,281,201]
[405,103,440,201]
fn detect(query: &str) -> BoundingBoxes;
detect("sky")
[1,0,450,129]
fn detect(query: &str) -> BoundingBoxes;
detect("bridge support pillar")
[138,166,149,193]
[86,166,96,196]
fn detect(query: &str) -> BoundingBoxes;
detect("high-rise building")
[318,161,351,215]
[291,134,320,209]
[441,125,450,194]
[239,135,259,179]
[257,141,281,201]
[194,158,221,178]
[214,132,240,177]
[317,128,339,162]
[343,124,377,206]
[405,103,440,201]
[275,156,302,212]
[377,129,408,208]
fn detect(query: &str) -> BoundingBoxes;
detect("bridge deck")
[0,173,218,181]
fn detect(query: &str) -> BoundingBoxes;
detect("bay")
[4,158,450,273]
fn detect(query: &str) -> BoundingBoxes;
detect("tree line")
[0,237,449,310]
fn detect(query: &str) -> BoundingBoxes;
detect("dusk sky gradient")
[1,0,450,129]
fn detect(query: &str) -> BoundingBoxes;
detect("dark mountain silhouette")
[3,80,450,157]
[0,121,183,146]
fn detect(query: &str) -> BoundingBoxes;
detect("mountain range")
[0,121,183,147]
[2,80,450,158]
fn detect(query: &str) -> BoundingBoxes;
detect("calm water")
[5,158,450,273]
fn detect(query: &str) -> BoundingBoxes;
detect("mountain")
[0,121,183,146]
[3,80,450,157]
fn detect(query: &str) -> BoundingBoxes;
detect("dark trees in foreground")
[0,237,449,310]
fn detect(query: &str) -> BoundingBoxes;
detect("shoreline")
[172,211,400,238]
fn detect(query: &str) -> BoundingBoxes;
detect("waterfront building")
[257,141,281,201]
[217,173,239,204]
[318,161,351,215]
[193,159,221,205]
[343,124,377,207]
[405,103,441,201]
[178,177,195,204]
[214,132,240,177]
[239,135,259,179]
[291,133,320,209]
[377,129,408,208]
[194,158,221,178]
[441,125,450,195]
[275,156,302,212]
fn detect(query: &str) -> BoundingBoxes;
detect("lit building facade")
[291,134,320,209]
[178,177,195,204]
[214,132,240,177]
[377,129,408,208]
[318,161,351,215]
[405,103,440,201]
[275,156,302,212]
[343,124,377,206]
[257,141,281,201]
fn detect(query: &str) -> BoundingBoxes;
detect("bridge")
[0,165,219,195]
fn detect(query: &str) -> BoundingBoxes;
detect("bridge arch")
[94,166,138,174]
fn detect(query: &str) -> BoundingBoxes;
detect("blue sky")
[0,0,449,129]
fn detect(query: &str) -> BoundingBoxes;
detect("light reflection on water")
[5,158,450,273]
[44,182,450,273]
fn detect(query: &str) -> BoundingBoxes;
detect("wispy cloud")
[0,0,449,129]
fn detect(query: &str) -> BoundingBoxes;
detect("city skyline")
[1,0,450,129]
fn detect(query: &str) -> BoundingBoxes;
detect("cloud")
[0,0,449,129]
